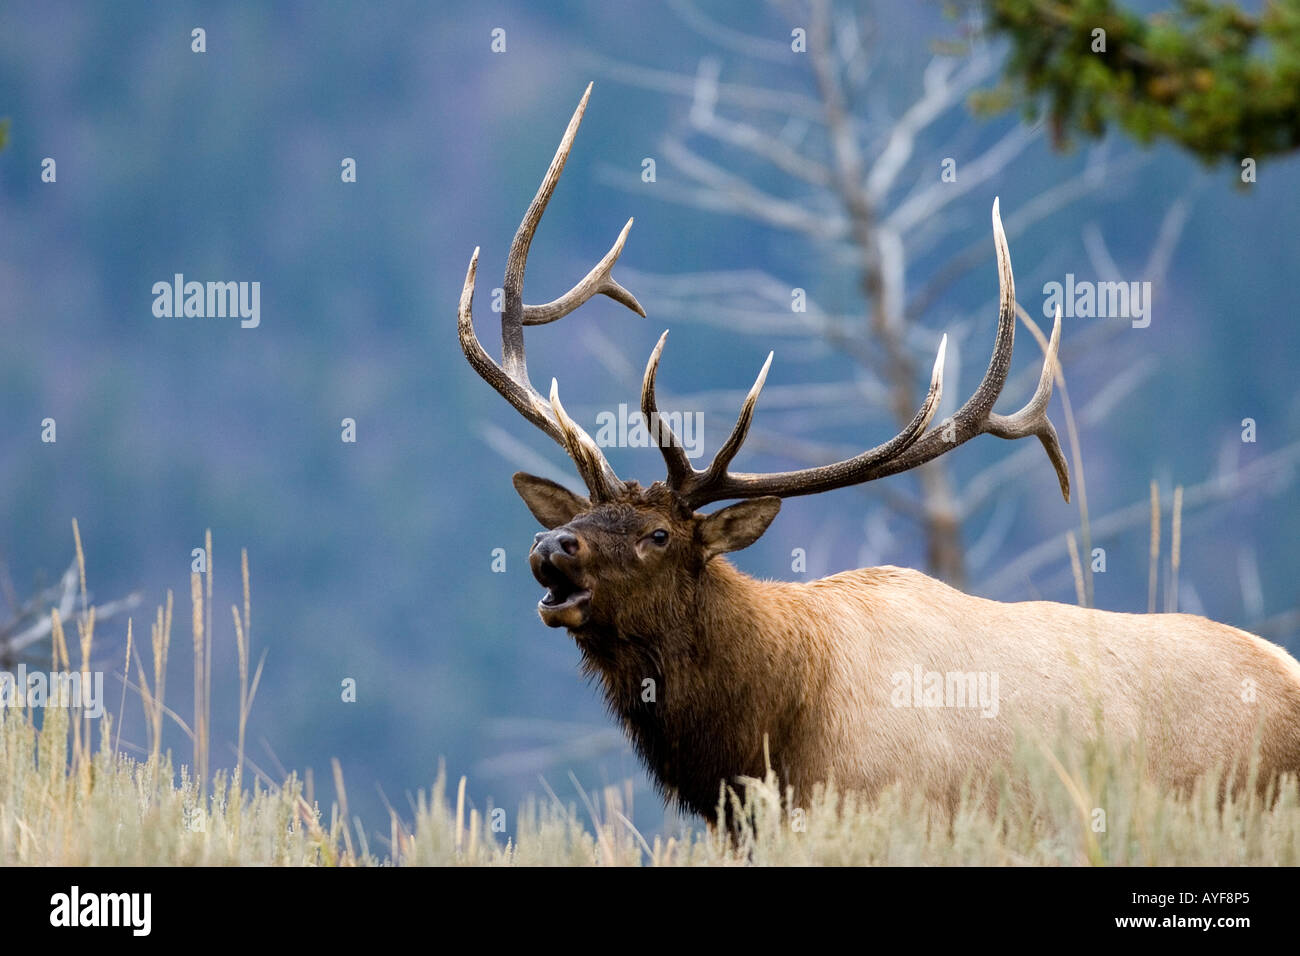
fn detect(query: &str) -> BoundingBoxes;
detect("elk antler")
[642,198,1070,509]
[458,83,644,502]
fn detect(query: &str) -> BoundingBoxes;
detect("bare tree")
[584,0,1197,592]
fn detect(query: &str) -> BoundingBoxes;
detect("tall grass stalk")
[1,527,1297,866]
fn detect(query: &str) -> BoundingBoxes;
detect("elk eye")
[649,529,669,546]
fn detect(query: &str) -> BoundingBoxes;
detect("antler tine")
[501,82,591,382]
[697,350,774,485]
[549,379,625,500]
[524,218,645,325]
[985,305,1070,500]
[675,198,1069,508]
[641,331,693,487]
[503,83,644,376]
[458,83,641,502]
[958,195,1018,425]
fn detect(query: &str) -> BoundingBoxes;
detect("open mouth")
[533,560,592,625]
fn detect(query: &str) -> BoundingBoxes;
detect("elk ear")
[697,497,781,559]
[513,473,591,529]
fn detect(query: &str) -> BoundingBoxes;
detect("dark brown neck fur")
[573,558,819,820]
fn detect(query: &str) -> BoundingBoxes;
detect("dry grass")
[0,527,1297,866]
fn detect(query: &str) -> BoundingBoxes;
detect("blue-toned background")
[1,1,1296,837]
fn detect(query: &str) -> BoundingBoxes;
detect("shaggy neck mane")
[574,557,824,818]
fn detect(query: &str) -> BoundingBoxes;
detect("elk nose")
[533,529,581,561]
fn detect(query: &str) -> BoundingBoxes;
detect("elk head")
[458,84,1070,640]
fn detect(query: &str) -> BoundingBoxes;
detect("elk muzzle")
[529,529,593,628]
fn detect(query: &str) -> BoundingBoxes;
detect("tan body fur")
[594,558,1300,818]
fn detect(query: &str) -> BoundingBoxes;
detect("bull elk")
[457,84,1300,822]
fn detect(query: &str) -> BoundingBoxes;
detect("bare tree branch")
[886,124,1037,235]
[585,53,830,121]
[688,58,833,188]
[979,440,1300,598]
[866,54,997,202]
[667,0,796,62]
[661,138,846,237]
